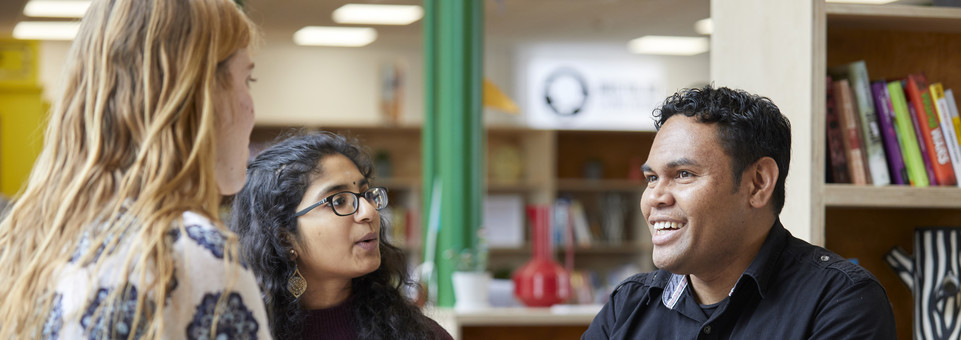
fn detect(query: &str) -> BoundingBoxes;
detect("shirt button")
[703,325,712,334]
[821,255,830,262]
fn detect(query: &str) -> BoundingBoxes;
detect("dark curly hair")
[229,132,435,339]
[654,85,792,214]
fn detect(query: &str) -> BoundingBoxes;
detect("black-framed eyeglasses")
[294,187,389,217]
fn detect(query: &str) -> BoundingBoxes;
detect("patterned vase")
[885,227,961,340]
[512,205,571,307]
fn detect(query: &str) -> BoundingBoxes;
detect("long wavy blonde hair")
[0,0,258,338]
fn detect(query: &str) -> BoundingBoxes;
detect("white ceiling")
[1,0,712,45]
[248,0,710,44]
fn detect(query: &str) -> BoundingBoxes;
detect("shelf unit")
[716,2,961,338]
[250,125,656,283]
[815,4,961,339]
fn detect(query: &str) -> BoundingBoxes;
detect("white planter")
[452,271,492,311]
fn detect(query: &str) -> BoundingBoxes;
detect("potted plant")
[448,229,491,311]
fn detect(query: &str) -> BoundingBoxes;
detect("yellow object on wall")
[483,78,519,115]
[0,40,46,197]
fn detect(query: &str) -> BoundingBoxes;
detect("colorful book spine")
[931,83,961,188]
[905,74,956,186]
[947,89,961,150]
[909,99,938,186]
[848,61,890,185]
[826,77,850,183]
[835,79,869,185]
[872,81,907,185]
[887,80,929,187]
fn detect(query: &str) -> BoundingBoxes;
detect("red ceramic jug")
[513,205,571,307]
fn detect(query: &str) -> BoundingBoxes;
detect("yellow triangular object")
[483,77,519,114]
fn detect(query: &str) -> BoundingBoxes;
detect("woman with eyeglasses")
[230,132,452,340]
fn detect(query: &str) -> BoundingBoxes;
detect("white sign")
[525,58,665,131]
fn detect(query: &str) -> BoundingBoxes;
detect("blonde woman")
[0,0,269,338]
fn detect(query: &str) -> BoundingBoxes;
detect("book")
[908,100,938,185]
[871,81,908,185]
[569,200,592,247]
[553,198,571,248]
[904,73,956,185]
[947,89,961,150]
[829,61,890,185]
[600,193,625,245]
[826,77,851,183]
[930,83,961,188]
[834,79,869,185]
[887,80,929,187]
[909,98,938,186]
[483,194,525,248]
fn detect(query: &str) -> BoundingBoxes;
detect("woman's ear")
[749,157,778,209]
[279,231,297,260]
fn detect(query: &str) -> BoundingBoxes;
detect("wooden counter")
[426,305,602,340]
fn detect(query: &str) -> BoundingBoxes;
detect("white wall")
[711,0,814,242]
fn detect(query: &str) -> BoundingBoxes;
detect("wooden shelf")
[486,180,543,192]
[826,4,961,33]
[379,177,421,190]
[822,184,961,208]
[436,306,601,326]
[489,244,642,256]
[556,179,646,192]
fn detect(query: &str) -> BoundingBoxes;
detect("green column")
[422,0,483,307]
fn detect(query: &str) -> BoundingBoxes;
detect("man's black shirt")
[582,220,896,339]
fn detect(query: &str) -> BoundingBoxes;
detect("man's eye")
[678,171,693,178]
[645,175,658,183]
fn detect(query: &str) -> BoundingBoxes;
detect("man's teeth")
[653,221,683,231]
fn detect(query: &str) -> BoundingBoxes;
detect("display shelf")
[428,306,597,340]
[815,3,961,339]
[826,3,961,33]
[251,125,654,287]
[556,179,646,192]
[488,244,642,256]
[822,184,961,208]
[448,306,600,326]
[486,180,543,192]
[379,177,421,191]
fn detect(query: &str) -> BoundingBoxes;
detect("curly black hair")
[654,85,792,214]
[229,132,435,339]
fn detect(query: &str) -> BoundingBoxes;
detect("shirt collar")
[661,273,689,309]
[735,218,789,299]
[659,218,787,310]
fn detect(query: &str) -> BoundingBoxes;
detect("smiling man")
[582,86,896,339]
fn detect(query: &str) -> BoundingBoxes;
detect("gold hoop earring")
[288,265,307,298]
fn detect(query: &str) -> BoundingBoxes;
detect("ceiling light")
[628,36,709,56]
[13,21,81,40]
[694,18,712,35]
[824,0,897,4]
[24,0,91,18]
[332,4,423,25]
[293,26,377,47]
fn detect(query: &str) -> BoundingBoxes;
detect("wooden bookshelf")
[822,184,961,208]
[818,4,961,339]
[488,244,643,256]
[251,125,655,280]
[826,3,961,32]
[555,179,646,192]
[715,2,961,339]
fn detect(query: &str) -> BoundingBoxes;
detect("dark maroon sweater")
[301,297,453,340]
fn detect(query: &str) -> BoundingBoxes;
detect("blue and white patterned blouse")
[44,211,271,339]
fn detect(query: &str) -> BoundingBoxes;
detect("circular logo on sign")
[544,68,588,116]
